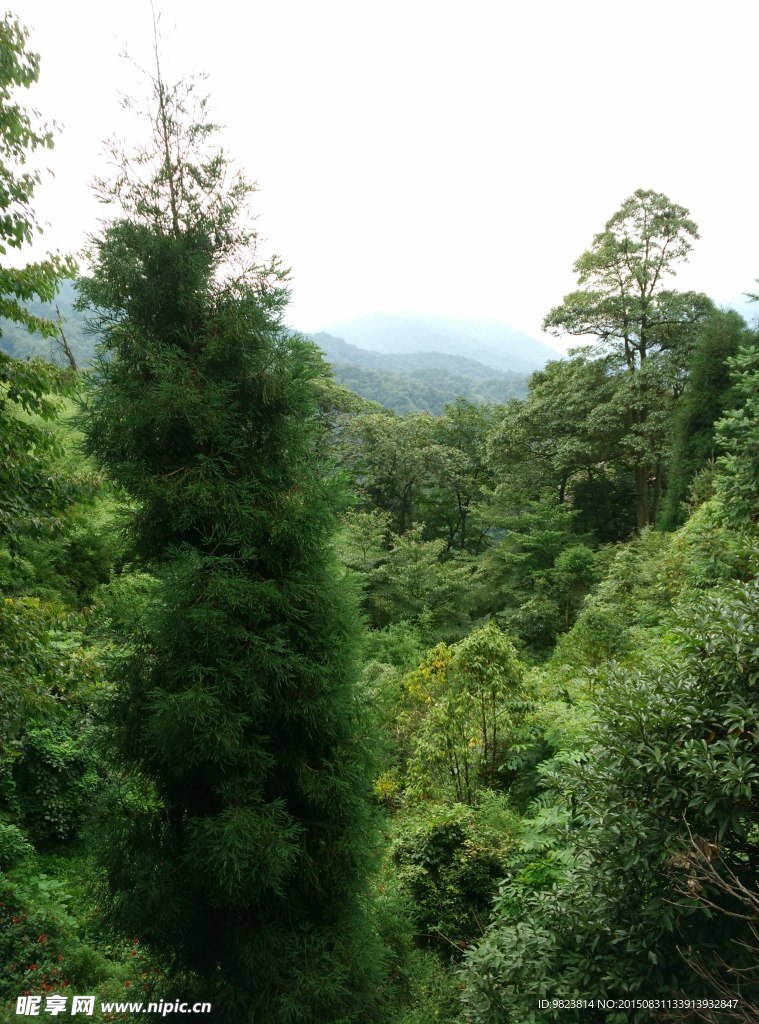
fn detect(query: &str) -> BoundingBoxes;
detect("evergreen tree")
[659,309,756,531]
[79,63,378,1023]
[714,340,759,531]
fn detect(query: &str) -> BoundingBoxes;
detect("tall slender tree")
[79,58,379,1023]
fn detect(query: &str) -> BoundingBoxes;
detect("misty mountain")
[319,312,556,374]
[0,284,535,414]
[0,278,91,367]
[312,332,530,381]
[312,331,529,413]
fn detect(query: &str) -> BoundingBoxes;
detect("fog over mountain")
[311,331,529,413]
[319,312,556,374]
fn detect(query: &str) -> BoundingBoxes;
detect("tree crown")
[0,14,75,335]
[543,189,709,367]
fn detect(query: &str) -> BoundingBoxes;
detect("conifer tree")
[79,62,378,1023]
[659,310,757,530]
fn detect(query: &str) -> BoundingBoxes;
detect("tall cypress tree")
[79,66,378,1023]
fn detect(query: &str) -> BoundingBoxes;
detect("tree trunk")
[634,466,650,530]
[652,461,664,525]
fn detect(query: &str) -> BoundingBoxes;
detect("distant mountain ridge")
[312,332,528,380]
[319,312,555,374]
[0,285,540,414]
[312,331,529,413]
[0,278,92,367]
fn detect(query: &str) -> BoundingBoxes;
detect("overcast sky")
[18,0,759,350]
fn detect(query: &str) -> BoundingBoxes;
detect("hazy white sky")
[18,0,759,349]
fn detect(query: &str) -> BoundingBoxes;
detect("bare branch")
[54,304,77,371]
[668,824,759,1023]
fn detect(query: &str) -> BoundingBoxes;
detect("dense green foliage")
[3,16,759,1024]
[459,347,759,1024]
[659,310,757,530]
[314,333,529,412]
[0,14,79,556]
[328,361,526,414]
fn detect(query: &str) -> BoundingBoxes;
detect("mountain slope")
[0,287,535,414]
[312,331,529,413]
[0,278,91,367]
[320,312,555,374]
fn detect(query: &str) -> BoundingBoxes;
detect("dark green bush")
[392,797,518,958]
[15,725,99,842]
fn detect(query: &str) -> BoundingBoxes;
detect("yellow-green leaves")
[399,622,527,804]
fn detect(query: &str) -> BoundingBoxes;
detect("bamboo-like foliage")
[78,55,379,1023]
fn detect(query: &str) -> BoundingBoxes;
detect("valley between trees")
[1,13,759,1024]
